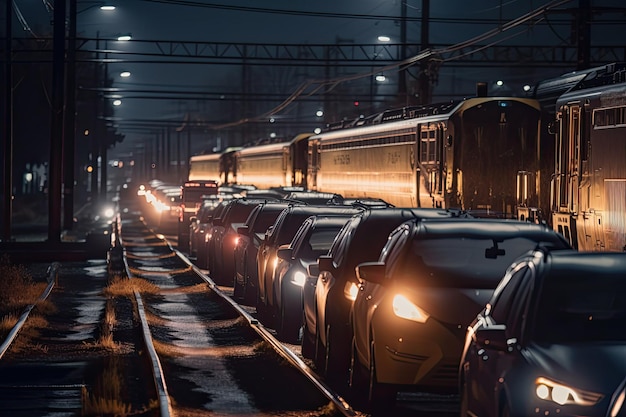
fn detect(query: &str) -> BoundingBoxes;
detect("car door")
[467,261,534,416]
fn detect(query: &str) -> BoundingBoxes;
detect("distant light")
[314,128,321,134]
[523,84,531,92]
[377,35,391,42]
[120,71,131,78]
[496,80,504,86]
[25,172,33,182]
[117,34,132,41]
[86,165,94,173]
[375,74,386,82]
[100,5,116,11]
[270,132,276,138]
[84,129,90,136]
[316,110,324,117]
[113,99,122,106]
[353,100,359,107]
[269,117,275,123]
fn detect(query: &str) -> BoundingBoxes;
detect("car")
[282,191,344,205]
[273,214,353,343]
[350,218,572,408]
[208,197,277,285]
[306,207,462,384]
[189,195,233,257]
[233,200,294,304]
[256,204,361,326]
[459,250,626,417]
[196,199,231,270]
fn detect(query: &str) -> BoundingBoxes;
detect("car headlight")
[392,294,429,323]
[535,377,603,406]
[344,281,358,301]
[292,271,306,287]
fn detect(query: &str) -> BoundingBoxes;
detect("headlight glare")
[392,294,429,323]
[344,282,358,301]
[292,271,306,287]
[535,377,601,406]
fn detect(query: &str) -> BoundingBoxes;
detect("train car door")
[307,138,320,190]
[416,123,445,208]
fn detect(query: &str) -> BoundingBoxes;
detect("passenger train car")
[305,96,547,220]
[189,96,548,221]
[548,63,626,252]
[185,65,626,251]
[188,147,240,184]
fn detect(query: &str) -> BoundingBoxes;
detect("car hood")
[525,342,626,391]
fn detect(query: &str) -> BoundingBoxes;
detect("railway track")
[0,198,460,416]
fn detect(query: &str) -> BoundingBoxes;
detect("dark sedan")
[459,250,626,417]
[350,218,572,408]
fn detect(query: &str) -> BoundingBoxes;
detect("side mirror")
[474,324,510,351]
[276,245,293,261]
[355,261,386,284]
[307,262,319,277]
[317,255,335,273]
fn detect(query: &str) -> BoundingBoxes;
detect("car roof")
[542,250,626,274]
[413,217,569,242]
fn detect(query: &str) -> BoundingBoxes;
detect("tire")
[301,318,315,359]
[367,340,396,410]
[277,290,300,344]
[314,325,326,375]
[233,273,243,300]
[459,378,470,417]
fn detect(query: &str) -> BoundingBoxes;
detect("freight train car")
[306,96,548,221]
[549,62,626,252]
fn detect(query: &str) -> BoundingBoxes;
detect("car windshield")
[533,271,626,343]
[402,236,549,288]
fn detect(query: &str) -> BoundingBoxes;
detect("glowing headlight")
[103,207,115,218]
[392,294,429,323]
[535,377,602,406]
[292,271,306,287]
[344,281,358,301]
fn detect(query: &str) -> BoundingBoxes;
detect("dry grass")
[104,275,161,298]
[0,256,44,318]
[82,356,134,416]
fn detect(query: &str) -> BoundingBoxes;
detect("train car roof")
[312,96,540,140]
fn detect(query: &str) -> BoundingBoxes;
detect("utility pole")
[417,0,431,105]
[576,0,591,70]
[2,0,13,242]
[49,0,66,242]
[64,0,77,231]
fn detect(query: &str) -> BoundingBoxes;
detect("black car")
[208,198,277,285]
[256,204,361,326]
[305,207,462,382]
[273,214,353,343]
[350,218,572,407]
[459,249,626,417]
[233,200,294,304]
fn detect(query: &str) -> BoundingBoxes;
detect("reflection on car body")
[305,207,461,384]
[350,218,571,408]
[273,214,352,343]
[459,249,626,417]
[233,201,293,305]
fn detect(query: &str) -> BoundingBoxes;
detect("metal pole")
[2,0,13,242]
[48,0,67,243]
[64,0,77,231]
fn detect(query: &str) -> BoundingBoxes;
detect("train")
[187,63,626,252]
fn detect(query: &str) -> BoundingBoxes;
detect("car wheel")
[314,325,326,375]
[233,273,243,300]
[459,378,470,417]
[301,315,315,359]
[500,401,511,417]
[277,291,300,344]
[349,337,368,403]
[367,340,396,410]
